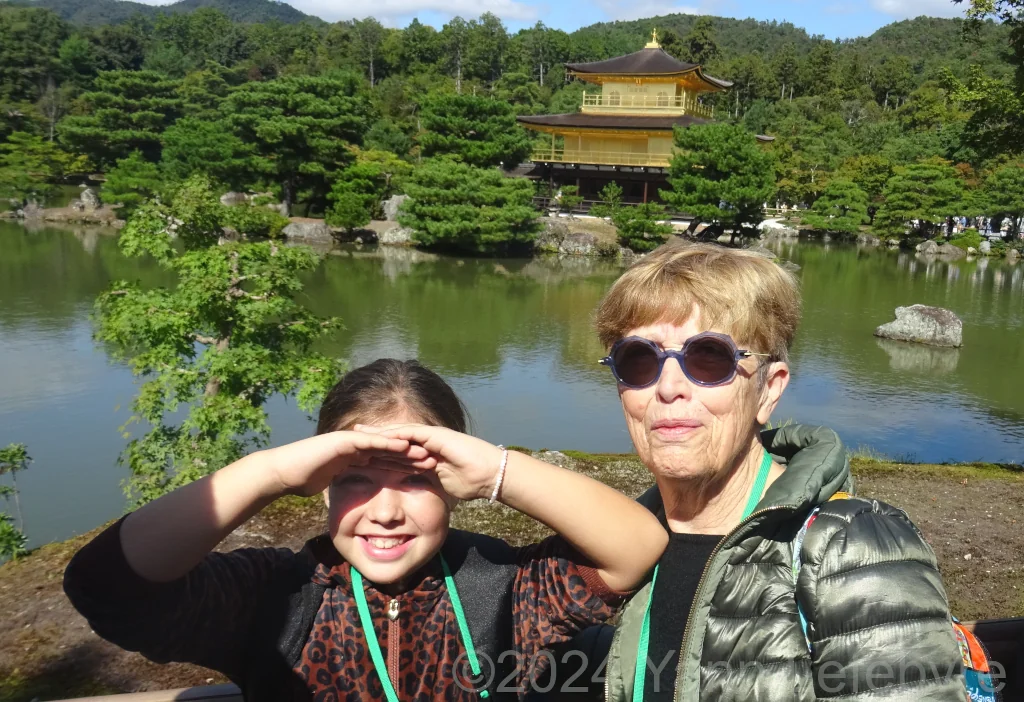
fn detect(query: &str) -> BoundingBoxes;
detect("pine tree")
[801,179,869,234]
[983,162,1024,239]
[662,123,776,241]
[683,18,720,66]
[0,132,86,205]
[399,159,539,254]
[222,75,372,215]
[419,94,532,169]
[103,151,164,216]
[874,159,963,239]
[58,70,184,168]
[613,202,675,252]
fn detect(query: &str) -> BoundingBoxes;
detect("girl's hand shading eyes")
[262,431,438,498]
[353,424,504,501]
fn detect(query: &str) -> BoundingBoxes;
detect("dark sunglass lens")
[613,341,660,387]
[684,338,735,385]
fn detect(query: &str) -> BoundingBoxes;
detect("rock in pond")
[282,219,332,243]
[1008,248,1020,262]
[916,240,940,254]
[936,242,966,259]
[379,226,414,246]
[874,304,963,348]
[979,240,991,255]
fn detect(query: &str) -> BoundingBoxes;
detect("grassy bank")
[1,451,1022,701]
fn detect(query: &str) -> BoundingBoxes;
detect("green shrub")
[612,202,674,252]
[948,227,982,251]
[325,192,371,235]
[0,513,27,559]
[220,204,290,239]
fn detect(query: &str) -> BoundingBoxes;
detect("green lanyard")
[350,554,490,701]
[632,449,772,701]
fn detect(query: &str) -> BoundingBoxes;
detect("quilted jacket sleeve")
[796,498,965,701]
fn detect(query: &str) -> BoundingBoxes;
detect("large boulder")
[915,240,940,254]
[535,219,570,253]
[936,242,966,259]
[79,188,101,212]
[979,240,991,255]
[857,233,881,246]
[558,232,598,256]
[874,304,963,348]
[379,226,414,246]
[757,219,798,239]
[1008,248,1020,263]
[381,195,410,222]
[282,219,332,243]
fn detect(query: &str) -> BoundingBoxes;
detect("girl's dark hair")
[316,359,468,435]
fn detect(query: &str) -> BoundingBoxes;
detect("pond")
[0,221,1022,548]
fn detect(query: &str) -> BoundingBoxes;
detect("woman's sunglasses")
[599,333,771,389]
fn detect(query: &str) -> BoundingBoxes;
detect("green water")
[0,221,1021,547]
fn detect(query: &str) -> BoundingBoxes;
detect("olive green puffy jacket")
[604,424,964,702]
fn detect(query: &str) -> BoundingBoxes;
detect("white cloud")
[868,0,966,18]
[131,0,538,23]
[594,0,700,21]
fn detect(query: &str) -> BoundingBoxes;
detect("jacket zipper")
[387,597,400,693]
[667,505,797,702]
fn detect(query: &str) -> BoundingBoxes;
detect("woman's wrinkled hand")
[259,431,436,498]
[354,424,505,501]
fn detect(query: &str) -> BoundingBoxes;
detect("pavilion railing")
[581,92,714,119]
[529,148,672,168]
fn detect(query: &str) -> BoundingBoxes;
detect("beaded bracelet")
[489,445,509,504]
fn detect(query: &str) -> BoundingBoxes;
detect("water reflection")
[875,338,960,374]
[1,223,1023,547]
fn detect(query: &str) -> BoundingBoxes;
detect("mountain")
[6,0,317,25]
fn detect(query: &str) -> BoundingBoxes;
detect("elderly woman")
[592,242,963,701]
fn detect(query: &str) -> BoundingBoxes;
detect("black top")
[644,532,722,701]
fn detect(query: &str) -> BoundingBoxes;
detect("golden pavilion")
[516,31,732,204]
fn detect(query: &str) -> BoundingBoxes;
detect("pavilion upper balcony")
[581,91,714,119]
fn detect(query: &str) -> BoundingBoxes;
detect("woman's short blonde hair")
[595,242,801,362]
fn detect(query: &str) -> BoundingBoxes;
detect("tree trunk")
[283,180,294,217]
[204,337,231,398]
[11,472,22,532]
[539,61,545,87]
[456,50,463,94]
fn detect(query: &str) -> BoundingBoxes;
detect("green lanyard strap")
[351,554,490,701]
[632,449,772,700]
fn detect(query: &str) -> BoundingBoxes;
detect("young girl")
[64,359,667,701]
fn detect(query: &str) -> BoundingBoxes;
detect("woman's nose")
[366,487,404,525]
[656,354,692,402]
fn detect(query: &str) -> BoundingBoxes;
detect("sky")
[135,0,969,40]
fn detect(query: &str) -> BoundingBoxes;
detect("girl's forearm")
[120,452,283,583]
[499,452,667,591]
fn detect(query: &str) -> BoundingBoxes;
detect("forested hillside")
[0,0,1021,252]
[3,0,315,25]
